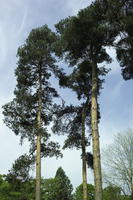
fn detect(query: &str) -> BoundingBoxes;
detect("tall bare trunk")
[36,66,42,200]
[91,62,102,200]
[82,108,88,200]
[36,133,41,200]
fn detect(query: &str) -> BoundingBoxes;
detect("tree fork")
[82,107,88,200]
[91,62,102,200]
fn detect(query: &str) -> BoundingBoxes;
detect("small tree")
[102,129,133,199]
[42,167,73,200]
[103,185,121,200]
[55,167,73,200]
[5,155,35,200]
[6,154,34,189]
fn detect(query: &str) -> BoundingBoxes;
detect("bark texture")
[36,66,42,200]
[91,62,102,200]
[82,108,88,200]
[36,133,41,200]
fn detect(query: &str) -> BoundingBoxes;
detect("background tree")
[0,174,13,200]
[42,167,73,200]
[102,129,133,199]
[0,155,35,200]
[2,25,62,200]
[5,154,35,200]
[54,167,73,200]
[73,183,95,200]
[103,185,122,200]
[41,178,58,200]
[6,154,34,185]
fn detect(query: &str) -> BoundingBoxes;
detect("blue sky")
[0,0,133,189]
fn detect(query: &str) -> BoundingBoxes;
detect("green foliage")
[1,1,133,199]
[52,61,94,151]
[2,25,62,158]
[73,184,128,200]
[73,184,95,200]
[116,1,133,80]
[103,185,121,200]
[55,3,114,66]
[41,178,58,200]
[55,167,73,200]
[53,1,113,139]
[0,168,73,200]
[0,175,13,200]
[5,155,35,200]
[0,174,35,200]
[52,103,90,150]
[6,154,34,186]
[41,167,73,200]
[97,0,133,80]
[3,26,58,142]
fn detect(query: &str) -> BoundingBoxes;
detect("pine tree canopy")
[54,3,115,67]
[2,25,62,158]
[96,0,133,80]
[116,0,133,80]
[52,102,90,149]
[6,154,34,185]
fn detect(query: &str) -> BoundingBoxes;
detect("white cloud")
[0,27,7,66]
[66,0,91,15]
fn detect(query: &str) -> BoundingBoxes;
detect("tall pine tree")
[3,25,62,200]
[52,65,103,200]
[54,3,114,200]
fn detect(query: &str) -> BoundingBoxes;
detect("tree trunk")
[82,108,88,200]
[91,62,102,200]
[36,66,42,200]
[36,133,41,200]
[131,187,133,200]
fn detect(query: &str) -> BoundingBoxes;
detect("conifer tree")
[53,103,90,200]
[54,3,114,200]
[52,66,102,200]
[5,154,35,200]
[55,167,73,200]
[41,167,73,200]
[6,154,34,185]
[3,25,62,200]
